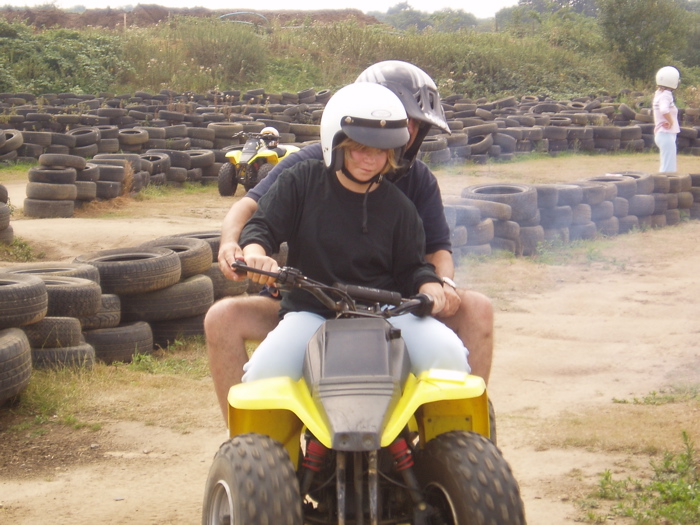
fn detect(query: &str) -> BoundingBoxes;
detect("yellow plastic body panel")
[224,150,243,164]
[224,145,300,165]
[227,376,330,465]
[227,369,489,464]
[381,369,488,446]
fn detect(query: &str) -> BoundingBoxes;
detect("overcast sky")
[6,0,519,20]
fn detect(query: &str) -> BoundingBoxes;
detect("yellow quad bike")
[202,263,526,525]
[217,131,300,196]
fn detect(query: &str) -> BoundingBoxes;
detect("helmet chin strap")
[340,167,382,234]
[340,166,382,186]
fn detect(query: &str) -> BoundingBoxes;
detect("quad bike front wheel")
[202,433,303,525]
[415,431,525,525]
[255,162,274,186]
[217,163,238,196]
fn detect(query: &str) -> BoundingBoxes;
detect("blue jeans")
[242,311,470,382]
[655,132,677,172]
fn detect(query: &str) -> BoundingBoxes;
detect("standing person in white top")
[653,66,681,173]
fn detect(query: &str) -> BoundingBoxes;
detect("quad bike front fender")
[224,150,243,164]
[381,369,489,447]
[227,376,330,466]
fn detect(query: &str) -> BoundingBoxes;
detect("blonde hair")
[336,137,399,175]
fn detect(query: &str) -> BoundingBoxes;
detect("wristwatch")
[442,276,457,290]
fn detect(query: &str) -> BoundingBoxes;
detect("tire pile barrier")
[0,230,256,403]
[421,94,700,165]
[1,88,700,180]
[444,171,700,263]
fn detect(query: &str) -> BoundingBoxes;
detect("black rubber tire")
[38,276,102,318]
[256,162,274,186]
[95,180,122,200]
[201,434,303,525]
[151,313,206,349]
[22,316,83,349]
[1,262,100,283]
[120,274,214,322]
[202,263,250,300]
[443,196,511,222]
[0,328,32,404]
[178,231,221,262]
[462,183,538,223]
[31,342,95,370]
[519,225,545,256]
[0,202,10,230]
[23,198,74,218]
[217,162,237,196]
[79,294,121,331]
[73,247,181,295]
[66,127,99,146]
[38,153,87,170]
[0,273,48,328]
[628,194,656,217]
[139,236,212,279]
[25,181,78,201]
[466,218,495,246]
[415,431,525,525]
[83,321,154,364]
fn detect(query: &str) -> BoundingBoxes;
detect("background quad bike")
[217,133,290,196]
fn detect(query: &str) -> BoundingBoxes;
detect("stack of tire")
[690,174,700,219]
[24,153,83,218]
[444,171,696,265]
[0,263,103,374]
[459,184,541,256]
[0,183,13,244]
[128,236,215,349]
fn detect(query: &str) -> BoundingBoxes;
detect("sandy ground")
[2,154,700,524]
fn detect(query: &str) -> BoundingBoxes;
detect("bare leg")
[439,289,494,385]
[204,295,281,424]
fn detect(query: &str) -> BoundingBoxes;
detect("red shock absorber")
[389,438,414,472]
[302,439,328,472]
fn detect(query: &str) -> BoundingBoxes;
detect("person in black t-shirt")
[205,62,493,423]
[236,82,469,383]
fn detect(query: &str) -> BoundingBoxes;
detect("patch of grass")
[613,386,700,406]
[0,160,36,183]
[583,432,700,524]
[9,336,211,433]
[0,236,44,262]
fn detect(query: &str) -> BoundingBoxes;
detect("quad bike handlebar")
[231,260,434,318]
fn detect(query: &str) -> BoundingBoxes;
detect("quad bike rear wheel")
[415,431,525,525]
[217,163,237,196]
[202,433,303,525]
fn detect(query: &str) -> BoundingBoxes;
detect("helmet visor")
[340,115,409,150]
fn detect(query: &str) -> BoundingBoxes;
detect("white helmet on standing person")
[320,82,409,171]
[656,66,680,90]
[355,60,450,180]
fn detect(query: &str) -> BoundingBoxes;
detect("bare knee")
[461,290,494,332]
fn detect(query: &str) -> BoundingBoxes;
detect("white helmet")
[656,66,680,89]
[260,126,280,146]
[320,83,409,170]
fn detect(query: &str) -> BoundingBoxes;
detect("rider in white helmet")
[653,66,681,172]
[260,126,280,148]
[236,82,469,383]
[207,62,494,424]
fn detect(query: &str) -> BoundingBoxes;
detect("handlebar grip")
[335,283,402,306]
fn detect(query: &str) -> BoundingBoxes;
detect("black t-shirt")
[247,142,451,255]
[240,159,441,317]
